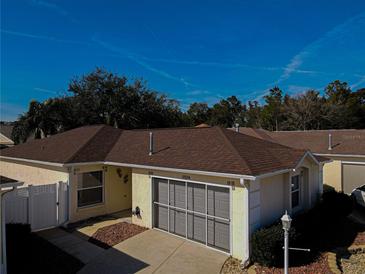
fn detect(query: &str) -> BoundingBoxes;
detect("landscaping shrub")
[251,222,296,267]
[291,190,355,253]
[320,190,353,220]
[251,190,354,267]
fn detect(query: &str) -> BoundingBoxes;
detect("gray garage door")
[342,163,365,194]
[153,177,230,252]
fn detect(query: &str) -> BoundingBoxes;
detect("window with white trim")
[77,171,103,207]
[291,175,300,208]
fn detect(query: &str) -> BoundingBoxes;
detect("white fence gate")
[4,182,68,231]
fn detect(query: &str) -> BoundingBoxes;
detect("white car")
[351,185,365,208]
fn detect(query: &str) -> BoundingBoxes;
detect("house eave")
[314,153,365,158]
[0,156,65,167]
[103,161,257,180]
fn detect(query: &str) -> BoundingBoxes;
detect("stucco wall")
[323,156,365,192]
[0,159,68,185]
[323,159,342,191]
[259,155,320,228]
[69,165,132,223]
[260,174,285,227]
[131,168,247,260]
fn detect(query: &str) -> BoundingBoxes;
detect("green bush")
[251,222,296,267]
[251,190,354,267]
[320,190,353,220]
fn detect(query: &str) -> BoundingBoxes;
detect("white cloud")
[351,75,365,89]
[33,87,59,94]
[186,89,211,96]
[30,0,69,16]
[93,36,197,88]
[1,29,90,45]
[254,11,365,100]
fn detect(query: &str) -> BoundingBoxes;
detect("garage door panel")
[154,178,168,204]
[343,164,365,194]
[169,180,186,208]
[207,186,230,219]
[207,218,230,252]
[187,183,205,213]
[154,204,168,231]
[187,213,206,244]
[169,208,186,237]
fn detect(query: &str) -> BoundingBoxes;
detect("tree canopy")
[11,68,365,143]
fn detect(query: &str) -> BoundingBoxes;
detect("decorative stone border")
[327,244,365,274]
[326,251,341,274]
[247,265,256,274]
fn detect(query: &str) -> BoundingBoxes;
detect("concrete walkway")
[69,210,132,239]
[78,229,228,274]
[37,228,105,264]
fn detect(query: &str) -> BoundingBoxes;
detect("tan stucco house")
[235,127,365,194]
[0,125,325,263]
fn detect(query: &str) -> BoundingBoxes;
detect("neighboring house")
[0,176,23,274]
[0,125,325,262]
[235,127,365,194]
[0,125,14,149]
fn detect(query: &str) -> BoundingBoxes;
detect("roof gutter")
[103,161,257,180]
[255,168,292,179]
[0,156,64,167]
[0,181,23,189]
[314,153,365,158]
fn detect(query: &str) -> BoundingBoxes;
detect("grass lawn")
[6,224,84,274]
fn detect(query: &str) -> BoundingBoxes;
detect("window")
[77,171,103,207]
[291,175,300,208]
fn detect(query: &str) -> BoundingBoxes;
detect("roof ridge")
[215,127,253,175]
[104,129,125,160]
[127,126,212,132]
[272,129,365,133]
[66,125,109,163]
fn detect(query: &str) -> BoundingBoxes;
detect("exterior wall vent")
[328,133,332,151]
[149,132,154,156]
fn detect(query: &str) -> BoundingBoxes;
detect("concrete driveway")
[78,229,228,274]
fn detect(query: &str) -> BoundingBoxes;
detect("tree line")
[11,68,365,144]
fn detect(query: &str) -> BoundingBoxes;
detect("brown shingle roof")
[236,128,365,156]
[0,125,14,140]
[1,125,312,176]
[0,125,110,163]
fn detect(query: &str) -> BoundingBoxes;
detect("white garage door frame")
[341,161,365,193]
[150,175,232,255]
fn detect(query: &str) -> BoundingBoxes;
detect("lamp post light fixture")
[281,211,292,274]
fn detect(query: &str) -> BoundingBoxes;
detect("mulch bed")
[88,222,148,249]
[253,254,333,274]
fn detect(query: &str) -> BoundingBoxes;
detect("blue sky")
[1,0,365,121]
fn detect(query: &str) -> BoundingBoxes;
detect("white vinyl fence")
[3,182,68,231]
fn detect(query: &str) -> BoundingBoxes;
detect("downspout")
[240,177,250,267]
[66,167,74,227]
